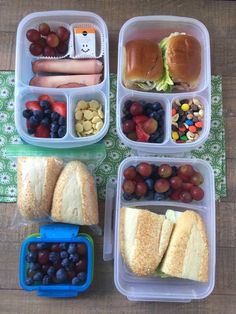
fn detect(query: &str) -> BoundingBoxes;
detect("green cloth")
[0,72,226,202]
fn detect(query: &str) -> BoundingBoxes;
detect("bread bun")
[123,40,163,89]
[166,34,201,89]
[17,157,63,220]
[51,160,99,225]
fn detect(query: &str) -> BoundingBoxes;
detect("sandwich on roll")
[123,39,164,91]
[156,33,201,92]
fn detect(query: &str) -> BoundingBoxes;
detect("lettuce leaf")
[135,80,156,91]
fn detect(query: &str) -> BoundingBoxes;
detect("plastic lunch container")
[103,156,216,302]
[116,16,211,153]
[15,11,109,148]
[19,224,94,297]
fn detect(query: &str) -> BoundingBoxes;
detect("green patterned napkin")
[0,72,226,202]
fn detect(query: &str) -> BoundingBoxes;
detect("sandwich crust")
[124,39,163,87]
[166,34,201,89]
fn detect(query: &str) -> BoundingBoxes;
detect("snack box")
[103,157,215,302]
[116,16,211,153]
[15,11,109,148]
[19,224,94,297]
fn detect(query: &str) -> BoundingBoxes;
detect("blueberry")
[56,268,67,283]
[25,251,37,263]
[134,194,141,200]
[23,109,33,119]
[51,112,60,121]
[42,275,51,285]
[151,164,159,179]
[60,251,68,259]
[33,110,44,121]
[154,192,165,201]
[61,258,70,268]
[149,131,161,143]
[124,113,133,120]
[146,190,155,200]
[124,100,132,111]
[172,166,178,176]
[36,243,48,250]
[49,252,60,263]
[121,116,129,123]
[144,107,153,116]
[59,243,68,251]
[58,116,66,126]
[29,262,40,271]
[29,116,39,126]
[153,102,162,111]
[149,111,160,120]
[50,132,58,138]
[27,128,35,135]
[145,178,154,190]
[157,109,165,116]
[41,117,50,126]
[44,109,52,118]
[123,192,134,201]
[155,135,164,143]
[68,243,76,254]
[72,277,80,285]
[50,122,59,133]
[25,277,34,285]
[69,253,79,263]
[40,100,51,110]
[144,102,153,110]
[58,126,66,138]
[164,189,172,197]
[47,266,55,277]
[33,271,43,282]
[77,272,86,282]
[122,107,129,115]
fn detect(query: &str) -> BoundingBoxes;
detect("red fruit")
[38,250,49,264]
[190,186,204,201]
[170,189,181,200]
[51,244,61,252]
[28,243,37,252]
[38,23,50,36]
[178,164,194,178]
[136,124,150,142]
[130,102,143,116]
[26,29,40,42]
[142,118,158,134]
[170,176,182,189]
[57,26,70,42]
[56,41,68,55]
[190,172,204,186]
[35,125,50,138]
[123,120,135,133]
[52,101,67,118]
[179,190,193,203]
[25,101,42,111]
[135,182,148,196]
[133,115,149,125]
[29,43,43,56]
[154,179,170,193]
[127,132,137,141]
[122,180,136,194]
[123,166,137,180]
[38,94,54,105]
[75,259,87,272]
[158,164,172,178]
[53,261,61,270]
[134,173,145,183]
[77,243,87,256]
[38,37,47,48]
[43,46,56,57]
[136,162,152,177]
[46,33,60,48]
[67,270,76,280]
[182,182,194,191]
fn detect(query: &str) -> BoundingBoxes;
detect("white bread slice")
[120,207,174,276]
[17,157,63,219]
[51,160,98,225]
[161,210,209,282]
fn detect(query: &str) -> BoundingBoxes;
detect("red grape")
[190,171,204,186]
[123,120,135,133]
[26,29,40,42]
[28,243,37,252]
[38,250,49,264]
[154,179,170,193]
[134,173,145,183]
[43,46,56,57]
[123,166,137,180]
[170,176,182,189]
[130,102,143,116]
[127,132,137,141]
[181,182,194,191]
[122,180,136,194]
[190,186,204,201]
[136,162,152,177]
[158,164,173,178]
[77,243,87,256]
[51,244,61,252]
[75,259,87,272]
[67,270,76,280]
[39,23,50,36]
[56,41,68,55]
[142,118,158,134]
[46,33,60,48]
[178,164,194,178]
[135,182,148,196]
[179,190,192,203]
[29,43,43,56]
[38,37,47,48]
[57,26,70,41]
[170,189,181,200]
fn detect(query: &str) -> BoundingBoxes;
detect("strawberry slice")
[25,101,42,111]
[35,124,50,138]
[51,101,67,118]
[38,94,54,105]
[133,115,149,125]
[136,124,150,142]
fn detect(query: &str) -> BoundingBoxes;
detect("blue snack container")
[19,223,94,298]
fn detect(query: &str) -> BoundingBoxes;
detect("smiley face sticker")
[74,27,96,57]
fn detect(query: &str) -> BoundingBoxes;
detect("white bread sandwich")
[160,210,209,282]
[17,157,63,220]
[51,160,99,225]
[120,207,174,276]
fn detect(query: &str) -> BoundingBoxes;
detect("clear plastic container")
[103,157,216,302]
[116,16,211,153]
[15,11,109,148]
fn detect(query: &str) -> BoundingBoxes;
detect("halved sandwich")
[120,207,174,276]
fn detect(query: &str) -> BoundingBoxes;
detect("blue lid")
[19,223,94,298]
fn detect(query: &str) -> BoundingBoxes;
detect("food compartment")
[69,89,109,142]
[118,16,211,94]
[117,93,170,150]
[15,89,68,141]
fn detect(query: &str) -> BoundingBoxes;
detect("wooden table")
[0,0,235,313]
